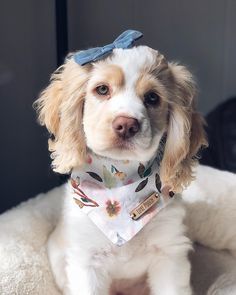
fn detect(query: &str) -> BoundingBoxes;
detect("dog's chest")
[90,235,155,280]
[66,189,185,279]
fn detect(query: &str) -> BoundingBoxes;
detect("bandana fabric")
[73,30,143,66]
[70,154,173,246]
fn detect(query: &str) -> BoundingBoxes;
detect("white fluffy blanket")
[0,185,236,295]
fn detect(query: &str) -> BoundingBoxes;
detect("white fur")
[182,165,236,257]
[48,189,192,295]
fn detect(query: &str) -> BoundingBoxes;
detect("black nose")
[112,116,140,139]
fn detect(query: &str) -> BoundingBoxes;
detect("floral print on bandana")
[71,153,174,246]
[105,200,121,217]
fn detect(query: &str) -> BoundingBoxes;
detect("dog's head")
[34,46,207,192]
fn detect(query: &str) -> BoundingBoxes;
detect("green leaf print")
[111,165,119,173]
[143,166,152,177]
[103,165,117,189]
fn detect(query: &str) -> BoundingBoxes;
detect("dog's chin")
[89,134,163,162]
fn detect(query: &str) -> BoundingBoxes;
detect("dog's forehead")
[109,46,158,68]
[107,46,158,83]
[110,46,157,65]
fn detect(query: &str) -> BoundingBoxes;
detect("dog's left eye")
[144,91,160,106]
[95,85,110,96]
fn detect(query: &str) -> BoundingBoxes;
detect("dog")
[34,31,207,295]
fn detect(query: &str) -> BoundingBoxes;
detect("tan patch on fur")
[90,64,125,99]
[134,61,170,134]
[100,64,124,87]
[149,53,168,77]
[135,73,161,101]
[135,53,169,103]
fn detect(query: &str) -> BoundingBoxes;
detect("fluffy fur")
[183,165,236,257]
[34,45,207,295]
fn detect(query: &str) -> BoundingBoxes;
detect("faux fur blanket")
[0,185,236,295]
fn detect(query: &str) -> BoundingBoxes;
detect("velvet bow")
[73,29,143,66]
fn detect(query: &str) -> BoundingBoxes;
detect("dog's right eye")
[144,91,160,107]
[95,85,110,96]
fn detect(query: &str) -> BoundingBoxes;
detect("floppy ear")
[160,63,208,193]
[34,58,91,174]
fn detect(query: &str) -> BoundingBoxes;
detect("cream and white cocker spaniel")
[34,31,208,295]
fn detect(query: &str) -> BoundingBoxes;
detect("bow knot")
[74,30,143,66]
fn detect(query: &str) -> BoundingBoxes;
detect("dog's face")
[35,46,207,192]
[83,47,168,162]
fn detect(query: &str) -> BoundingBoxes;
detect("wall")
[0,0,60,213]
[0,0,235,212]
[68,0,236,114]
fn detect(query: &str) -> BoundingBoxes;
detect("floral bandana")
[70,153,174,246]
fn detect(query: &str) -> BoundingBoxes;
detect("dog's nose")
[112,116,140,139]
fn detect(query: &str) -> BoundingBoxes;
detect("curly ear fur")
[34,59,91,174]
[160,63,208,193]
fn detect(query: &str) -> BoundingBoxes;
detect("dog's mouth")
[88,129,160,162]
[113,137,135,150]
[92,136,159,162]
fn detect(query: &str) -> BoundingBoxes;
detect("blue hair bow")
[73,30,143,66]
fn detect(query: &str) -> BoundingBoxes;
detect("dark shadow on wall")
[200,97,236,174]
[0,1,62,213]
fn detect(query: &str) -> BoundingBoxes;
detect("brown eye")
[96,85,109,96]
[144,91,160,106]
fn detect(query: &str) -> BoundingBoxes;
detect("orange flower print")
[114,171,127,181]
[105,200,121,217]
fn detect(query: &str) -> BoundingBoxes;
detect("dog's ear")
[160,63,208,193]
[34,58,91,174]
